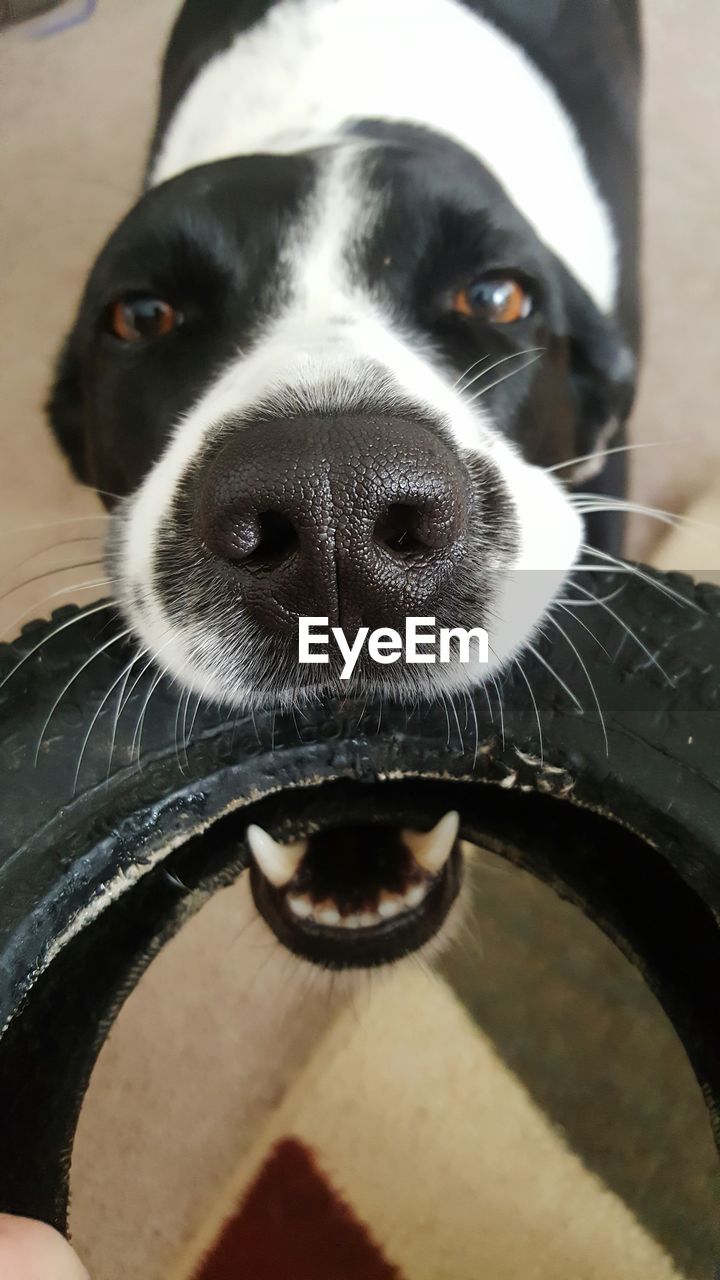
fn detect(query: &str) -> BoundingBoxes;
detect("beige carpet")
[171,971,684,1280]
[1,3,719,1278]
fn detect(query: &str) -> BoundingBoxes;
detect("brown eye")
[108,295,179,342]
[452,275,532,324]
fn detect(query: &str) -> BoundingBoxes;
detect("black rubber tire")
[0,564,719,1231]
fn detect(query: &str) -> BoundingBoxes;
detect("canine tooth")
[246,824,307,887]
[403,811,459,875]
[288,893,313,919]
[378,893,402,919]
[404,883,427,908]
[316,903,341,926]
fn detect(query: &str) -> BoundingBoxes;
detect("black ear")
[45,337,91,485]
[563,275,637,476]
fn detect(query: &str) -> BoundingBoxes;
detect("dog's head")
[48,131,633,967]
[49,130,633,706]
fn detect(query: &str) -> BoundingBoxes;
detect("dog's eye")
[107,295,180,342]
[451,275,532,324]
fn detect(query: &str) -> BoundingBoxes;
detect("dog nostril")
[373,503,430,558]
[214,509,299,570]
[244,511,299,569]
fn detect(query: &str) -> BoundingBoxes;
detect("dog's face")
[48,131,632,968]
[49,130,632,708]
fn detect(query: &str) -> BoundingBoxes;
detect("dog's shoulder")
[464,2,641,198]
[153,0,640,164]
[463,0,641,344]
[150,0,276,168]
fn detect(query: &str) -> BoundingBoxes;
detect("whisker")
[0,535,105,584]
[567,580,673,683]
[132,668,168,764]
[557,592,624,606]
[0,513,107,537]
[0,576,113,641]
[184,671,219,755]
[458,345,545,396]
[466,690,480,768]
[106,646,148,778]
[526,641,583,710]
[182,688,200,761]
[479,679,495,730]
[546,613,608,755]
[0,598,116,697]
[546,441,662,474]
[451,353,493,392]
[513,659,543,761]
[581,544,701,611]
[553,600,612,656]
[573,496,718,538]
[179,687,195,772]
[122,633,179,765]
[173,686,190,774]
[0,558,105,609]
[92,488,124,502]
[74,648,142,792]
[464,350,543,403]
[34,627,133,765]
[437,688,453,748]
[488,671,506,748]
[448,694,464,753]
[116,652,157,722]
[560,571,629,606]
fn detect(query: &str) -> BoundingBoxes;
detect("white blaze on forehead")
[151,0,617,313]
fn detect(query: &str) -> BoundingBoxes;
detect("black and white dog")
[48,0,640,967]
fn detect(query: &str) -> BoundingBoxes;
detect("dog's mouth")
[247,812,463,969]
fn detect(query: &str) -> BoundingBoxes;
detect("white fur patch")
[151,0,617,312]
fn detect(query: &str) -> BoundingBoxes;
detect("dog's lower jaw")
[248,832,473,975]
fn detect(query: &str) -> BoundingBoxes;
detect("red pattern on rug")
[191,1136,406,1279]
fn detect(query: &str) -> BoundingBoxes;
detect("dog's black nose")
[198,415,469,632]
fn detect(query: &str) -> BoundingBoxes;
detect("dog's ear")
[562,273,637,470]
[46,336,91,485]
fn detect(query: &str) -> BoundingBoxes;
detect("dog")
[47,0,640,968]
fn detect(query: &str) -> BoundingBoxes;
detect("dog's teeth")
[403,811,459,875]
[246,824,307,887]
[343,913,362,928]
[288,893,313,919]
[316,903,341,926]
[404,882,426,907]
[378,893,402,918]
